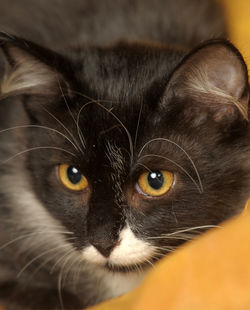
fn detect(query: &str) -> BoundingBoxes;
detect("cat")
[0,0,249,309]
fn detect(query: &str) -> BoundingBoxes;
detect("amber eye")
[137,170,173,197]
[59,164,88,191]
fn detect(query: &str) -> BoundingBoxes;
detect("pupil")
[147,171,164,190]
[67,166,82,184]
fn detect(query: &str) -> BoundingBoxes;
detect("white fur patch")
[186,64,248,121]
[82,246,107,265]
[1,169,77,272]
[82,225,154,267]
[1,47,57,96]
[101,270,145,299]
[109,226,154,265]
[81,226,153,298]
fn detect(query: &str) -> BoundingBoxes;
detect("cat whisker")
[70,89,119,105]
[157,232,197,240]
[97,124,122,139]
[29,248,73,279]
[61,252,83,288]
[149,250,177,263]
[19,234,75,260]
[129,261,143,274]
[134,100,143,151]
[154,250,176,257]
[146,224,219,240]
[150,234,196,242]
[94,101,134,165]
[0,124,79,152]
[58,271,65,310]
[137,155,202,193]
[16,241,75,278]
[166,224,219,235]
[0,230,73,250]
[76,99,98,149]
[136,162,153,173]
[144,257,155,269]
[61,89,134,163]
[57,251,84,307]
[75,95,134,165]
[36,225,72,230]
[66,256,82,291]
[50,247,77,274]
[57,78,79,135]
[153,245,177,252]
[0,146,76,166]
[0,219,66,229]
[67,90,117,150]
[26,237,77,279]
[42,107,84,154]
[138,138,203,193]
[170,234,196,241]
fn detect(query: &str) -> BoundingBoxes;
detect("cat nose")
[89,238,116,258]
[87,201,124,258]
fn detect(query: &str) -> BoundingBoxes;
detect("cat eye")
[59,164,88,191]
[137,170,173,197]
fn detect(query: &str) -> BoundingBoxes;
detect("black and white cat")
[0,0,249,309]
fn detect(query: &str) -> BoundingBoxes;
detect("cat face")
[0,34,249,277]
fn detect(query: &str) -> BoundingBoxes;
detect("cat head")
[0,32,249,274]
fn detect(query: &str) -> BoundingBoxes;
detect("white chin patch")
[81,225,154,268]
[82,245,107,265]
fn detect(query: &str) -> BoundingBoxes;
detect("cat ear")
[164,40,249,123]
[0,33,66,97]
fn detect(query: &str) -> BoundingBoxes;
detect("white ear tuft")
[0,39,59,97]
[166,41,249,122]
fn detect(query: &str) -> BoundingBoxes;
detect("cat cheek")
[125,188,157,210]
[127,193,141,209]
[125,184,142,209]
[81,189,91,206]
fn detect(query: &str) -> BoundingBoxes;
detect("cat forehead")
[73,43,183,100]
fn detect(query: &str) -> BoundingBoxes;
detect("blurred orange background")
[222,0,250,69]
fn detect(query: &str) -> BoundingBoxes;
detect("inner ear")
[0,33,67,97]
[164,40,249,122]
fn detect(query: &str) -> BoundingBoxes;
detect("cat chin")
[92,266,147,300]
[81,226,155,272]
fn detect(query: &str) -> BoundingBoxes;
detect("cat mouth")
[104,261,152,273]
